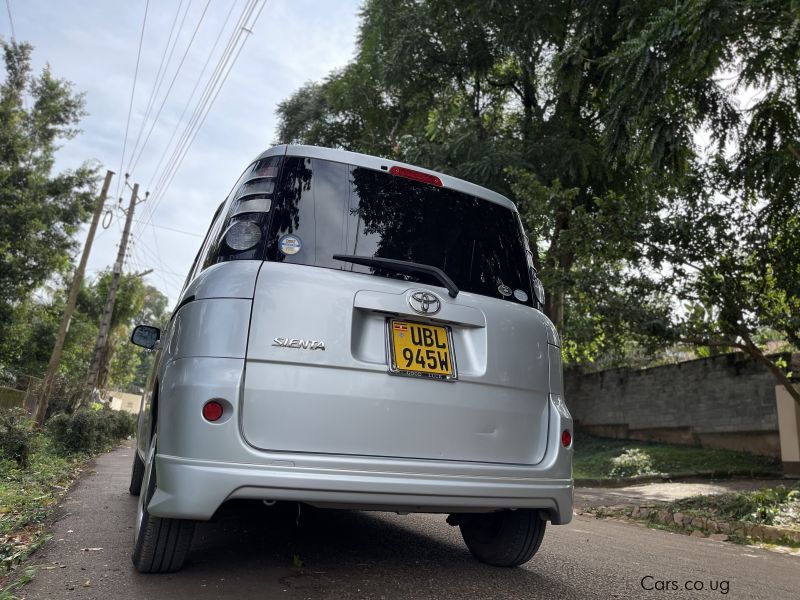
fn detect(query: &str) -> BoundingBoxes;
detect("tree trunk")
[741,334,800,409]
[545,288,566,329]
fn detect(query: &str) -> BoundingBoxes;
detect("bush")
[0,408,35,468]
[46,408,136,455]
[609,448,657,478]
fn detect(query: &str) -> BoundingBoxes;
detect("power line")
[144,0,239,194]
[132,0,257,241]
[115,0,150,201]
[139,0,266,234]
[132,237,188,281]
[4,0,16,40]
[150,0,256,198]
[126,0,189,176]
[132,220,203,237]
[129,0,212,175]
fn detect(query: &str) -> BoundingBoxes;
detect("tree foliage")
[601,0,800,403]
[277,0,673,362]
[275,0,800,403]
[0,271,169,412]
[0,40,98,335]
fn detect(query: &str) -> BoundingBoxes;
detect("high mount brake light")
[388,166,443,187]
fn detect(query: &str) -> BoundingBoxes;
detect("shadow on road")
[136,499,581,598]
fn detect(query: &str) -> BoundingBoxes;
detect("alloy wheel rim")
[135,435,156,543]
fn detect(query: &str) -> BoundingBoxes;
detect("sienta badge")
[514,289,529,302]
[498,284,512,297]
[278,234,302,256]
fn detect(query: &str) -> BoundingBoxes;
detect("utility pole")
[83,181,142,404]
[33,170,115,426]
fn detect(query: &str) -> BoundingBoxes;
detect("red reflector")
[202,401,224,422]
[561,430,572,448]
[388,166,443,187]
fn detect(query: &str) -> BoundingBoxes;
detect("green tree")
[276,0,800,406]
[107,281,169,391]
[75,272,168,392]
[0,40,98,337]
[276,0,672,363]
[596,0,800,405]
[0,269,169,412]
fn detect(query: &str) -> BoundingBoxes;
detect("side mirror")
[131,325,161,350]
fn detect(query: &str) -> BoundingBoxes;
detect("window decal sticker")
[279,234,302,256]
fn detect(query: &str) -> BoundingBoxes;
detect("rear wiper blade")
[332,254,459,298]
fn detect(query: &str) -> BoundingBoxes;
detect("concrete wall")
[0,387,25,410]
[565,352,798,457]
[108,390,141,415]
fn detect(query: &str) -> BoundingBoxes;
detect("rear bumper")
[148,454,573,524]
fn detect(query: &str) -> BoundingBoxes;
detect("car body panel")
[133,144,573,527]
[242,262,551,465]
[255,144,516,211]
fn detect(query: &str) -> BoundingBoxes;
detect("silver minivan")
[128,145,572,573]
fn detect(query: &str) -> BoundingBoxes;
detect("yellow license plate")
[388,320,456,380]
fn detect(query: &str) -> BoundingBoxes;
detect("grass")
[573,434,781,480]
[0,434,88,586]
[666,484,800,528]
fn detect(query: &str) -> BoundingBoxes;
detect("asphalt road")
[17,443,800,600]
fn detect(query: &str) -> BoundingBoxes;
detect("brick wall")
[564,352,798,457]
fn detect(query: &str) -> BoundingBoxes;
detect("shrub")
[668,483,800,526]
[0,408,35,469]
[46,408,136,455]
[108,409,137,439]
[609,448,657,478]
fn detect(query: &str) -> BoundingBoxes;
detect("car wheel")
[458,509,546,567]
[128,448,145,496]
[132,434,195,573]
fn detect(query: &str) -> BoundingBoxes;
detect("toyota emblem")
[409,290,441,315]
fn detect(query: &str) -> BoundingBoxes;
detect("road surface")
[17,443,800,599]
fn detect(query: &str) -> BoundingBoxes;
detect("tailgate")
[241,262,552,465]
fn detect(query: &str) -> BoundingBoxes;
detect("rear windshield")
[265,156,533,306]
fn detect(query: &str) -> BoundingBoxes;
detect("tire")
[132,435,196,573]
[129,449,145,496]
[458,509,546,567]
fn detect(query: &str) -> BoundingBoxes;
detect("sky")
[4,0,362,304]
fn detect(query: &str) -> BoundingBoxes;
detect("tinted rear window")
[265,156,533,306]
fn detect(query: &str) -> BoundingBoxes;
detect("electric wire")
[138,0,265,235]
[130,0,257,240]
[132,0,257,240]
[148,223,172,293]
[125,0,189,175]
[147,0,255,201]
[4,0,16,40]
[129,0,213,174]
[132,220,203,237]
[132,237,187,282]
[115,0,150,201]
[144,0,239,194]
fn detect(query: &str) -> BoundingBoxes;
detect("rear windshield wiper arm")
[332,254,459,298]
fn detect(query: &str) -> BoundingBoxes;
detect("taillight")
[224,220,262,251]
[561,430,572,448]
[202,400,224,422]
[231,196,272,217]
[389,166,443,187]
